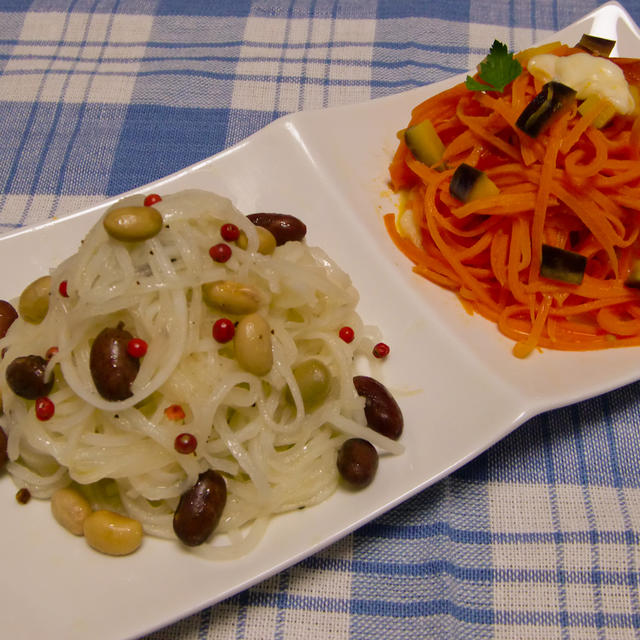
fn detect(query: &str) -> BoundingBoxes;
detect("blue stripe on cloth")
[0,1,75,205]
[228,589,352,614]
[0,17,25,73]
[349,479,494,639]
[573,400,608,636]
[601,393,640,623]
[371,17,470,96]
[48,2,120,205]
[156,0,254,18]
[489,381,640,488]
[541,411,571,634]
[106,105,231,195]
[196,606,212,640]
[377,0,471,22]
[494,609,640,629]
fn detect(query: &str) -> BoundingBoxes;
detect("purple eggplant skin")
[540,244,587,285]
[577,34,615,57]
[516,81,576,138]
[449,163,483,202]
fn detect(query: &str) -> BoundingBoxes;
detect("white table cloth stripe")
[1,1,640,639]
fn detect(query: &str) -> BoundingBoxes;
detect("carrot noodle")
[386,48,640,356]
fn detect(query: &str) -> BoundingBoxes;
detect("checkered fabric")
[2,1,640,639]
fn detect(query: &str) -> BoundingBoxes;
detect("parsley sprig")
[465,40,522,93]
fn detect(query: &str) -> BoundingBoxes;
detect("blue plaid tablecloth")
[2,1,640,638]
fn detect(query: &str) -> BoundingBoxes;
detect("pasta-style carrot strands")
[596,306,640,336]
[529,114,568,284]
[551,182,619,276]
[386,46,640,354]
[560,101,606,154]
[451,192,536,219]
[512,294,552,358]
[563,129,609,178]
[456,99,522,161]
[490,227,510,287]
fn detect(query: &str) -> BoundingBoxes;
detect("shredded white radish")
[0,189,402,558]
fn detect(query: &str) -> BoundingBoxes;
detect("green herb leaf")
[465,40,522,93]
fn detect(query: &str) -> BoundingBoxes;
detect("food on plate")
[0,189,403,558]
[387,36,640,356]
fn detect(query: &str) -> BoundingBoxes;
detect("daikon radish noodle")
[0,189,403,559]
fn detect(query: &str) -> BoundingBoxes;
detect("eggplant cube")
[540,244,587,285]
[404,119,445,168]
[516,81,577,138]
[577,34,616,57]
[449,163,500,203]
[624,260,640,289]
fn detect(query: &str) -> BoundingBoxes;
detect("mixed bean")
[0,300,17,337]
[202,280,262,315]
[337,438,379,488]
[89,322,140,401]
[83,509,143,555]
[236,225,276,255]
[0,198,405,554]
[290,359,331,410]
[247,213,307,245]
[18,275,50,324]
[51,487,92,536]
[234,312,273,376]
[353,375,404,440]
[173,470,227,546]
[103,205,163,242]
[6,355,54,399]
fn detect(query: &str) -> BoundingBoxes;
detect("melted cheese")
[527,52,634,114]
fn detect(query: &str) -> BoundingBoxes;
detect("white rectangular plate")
[1,3,639,638]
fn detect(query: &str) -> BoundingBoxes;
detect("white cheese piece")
[527,52,634,114]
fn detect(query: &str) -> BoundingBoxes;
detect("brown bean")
[173,470,227,546]
[0,300,18,338]
[6,355,54,399]
[353,375,403,440]
[337,438,378,488]
[0,425,8,471]
[90,323,140,401]
[247,213,307,245]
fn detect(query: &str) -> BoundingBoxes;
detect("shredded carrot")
[386,48,640,355]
